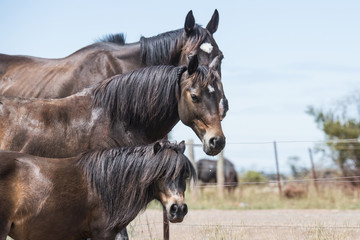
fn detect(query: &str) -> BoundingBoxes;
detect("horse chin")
[202,141,223,156]
[167,214,185,223]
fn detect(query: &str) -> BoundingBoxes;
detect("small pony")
[0,140,196,240]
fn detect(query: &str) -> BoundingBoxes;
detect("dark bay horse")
[0,55,225,157]
[0,140,196,240]
[0,10,227,117]
[196,158,238,192]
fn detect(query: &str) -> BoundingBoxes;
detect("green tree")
[287,156,309,179]
[307,92,360,178]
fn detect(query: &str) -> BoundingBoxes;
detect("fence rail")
[132,222,360,230]
[186,138,360,146]
[158,139,360,240]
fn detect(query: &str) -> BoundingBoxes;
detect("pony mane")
[96,33,126,45]
[92,65,187,129]
[77,140,196,230]
[140,25,209,66]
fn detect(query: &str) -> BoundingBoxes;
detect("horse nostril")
[209,137,225,150]
[181,204,188,215]
[209,137,217,148]
[170,204,179,216]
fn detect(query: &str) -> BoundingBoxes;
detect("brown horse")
[0,10,228,117]
[0,54,225,158]
[0,140,196,240]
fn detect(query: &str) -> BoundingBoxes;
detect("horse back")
[0,94,110,158]
[0,46,125,98]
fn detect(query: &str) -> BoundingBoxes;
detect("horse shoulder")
[0,152,34,224]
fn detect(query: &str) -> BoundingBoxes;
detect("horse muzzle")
[203,135,226,156]
[167,203,188,223]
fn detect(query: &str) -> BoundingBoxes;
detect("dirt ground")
[127,209,360,240]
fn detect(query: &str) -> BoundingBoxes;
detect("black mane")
[96,33,126,45]
[140,29,183,65]
[140,25,209,66]
[77,140,196,230]
[92,65,187,129]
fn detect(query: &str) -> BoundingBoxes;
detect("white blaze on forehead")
[219,98,224,118]
[200,42,213,54]
[208,84,215,93]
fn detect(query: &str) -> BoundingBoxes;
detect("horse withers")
[0,140,196,240]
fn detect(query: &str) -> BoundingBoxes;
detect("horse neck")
[97,67,182,144]
[140,29,184,66]
[110,95,180,144]
[77,148,157,230]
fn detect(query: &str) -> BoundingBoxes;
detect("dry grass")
[126,209,360,240]
[136,184,360,239]
[174,183,360,210]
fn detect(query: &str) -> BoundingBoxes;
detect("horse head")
[152,141,195,223]
[180,10,228,119]
[177,55,226,156]
[180,10,220,68]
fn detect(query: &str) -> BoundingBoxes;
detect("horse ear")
[178,141,186,154]
[187,55,198,75]
[209,55,220,71]
[184,10,195,35]
[153,142,162,154]
[206,9,219,34]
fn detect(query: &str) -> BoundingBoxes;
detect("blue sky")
[1,0,360,173]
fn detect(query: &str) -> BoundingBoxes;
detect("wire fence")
[186,138,360,147]
[192,175,360,188]
[142,139,360,239]
[132,222,360,230]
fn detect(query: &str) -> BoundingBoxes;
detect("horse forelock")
[91,65,183,129]
[182,25,210,55]
[147,140,196,183]
[77,140,196,230]
[184,66,218,89]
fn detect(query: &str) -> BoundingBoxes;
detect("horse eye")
[190,94,200,103]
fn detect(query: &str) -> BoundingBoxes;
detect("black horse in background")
[196,158,238,192]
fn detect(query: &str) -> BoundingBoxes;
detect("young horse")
[0,10,227,117]
[0,55,225,158]
[0,140,196,240]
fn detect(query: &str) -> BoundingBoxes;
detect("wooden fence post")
[186,139,198,196]
[217,150,225,198]
[308,148,319,193]
[273,141,282,195]
[163,207,169,240]
[187,139,196,171]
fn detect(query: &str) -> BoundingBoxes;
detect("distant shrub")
[283,183,307,199]
[241,171,267,184]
